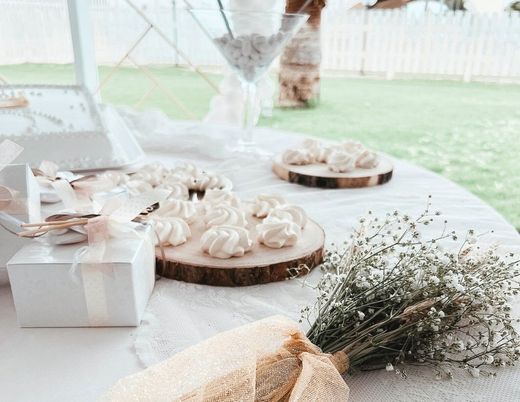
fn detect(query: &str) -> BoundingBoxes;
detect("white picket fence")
[0,0,519,83]
[321,5,520,82]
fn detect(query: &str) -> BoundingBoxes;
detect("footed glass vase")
[189,9,308,156]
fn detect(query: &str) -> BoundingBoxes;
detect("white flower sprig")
[303,198,520,378]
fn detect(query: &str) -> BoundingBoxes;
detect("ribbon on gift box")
[101,315,350,402]
[72,189,168,326]
[19,188,169,326]
[33,160,116,210]
[0,139,29,216]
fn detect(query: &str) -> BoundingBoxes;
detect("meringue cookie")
[282,148,313,165]
[203,189,241,208]
[158,181,189,201]
[190,173,233,192]
[356,150,380,169]
[164,163,200,187]
[125,179,153,195]
[252,194,286,218]
[174,163,199,178]
[301,138,322,151]
[144,162,169,176]
[154,199,198,223]
[200,225,253,259]
[151,217,191,247]
[328,151,356,173]
[256,220,301,248]
[165,171,192,187]
[301,138,334,163]
[205,205,247,228]
[266,204,307,228]
[316,146,335,163]
[131,165,166,186]
[341,140,365,156]
[98,171,130,187]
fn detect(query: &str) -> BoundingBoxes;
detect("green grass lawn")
[1,64,519,229]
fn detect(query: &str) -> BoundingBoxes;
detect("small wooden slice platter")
[156,216,325,287]
[272,155,394,189]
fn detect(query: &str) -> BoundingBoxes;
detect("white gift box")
[6,225,155,327]
[0,164,41,269]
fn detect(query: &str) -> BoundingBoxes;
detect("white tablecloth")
[1,110,519,402]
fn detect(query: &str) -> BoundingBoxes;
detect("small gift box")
[0,140,42,268]
[7,224,155,327]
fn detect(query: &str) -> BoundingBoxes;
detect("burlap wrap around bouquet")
[102,316,349,401]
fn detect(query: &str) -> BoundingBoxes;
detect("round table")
[1,111,519,402]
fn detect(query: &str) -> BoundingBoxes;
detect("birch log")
[279,0,326,108]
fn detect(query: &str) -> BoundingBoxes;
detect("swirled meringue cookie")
[200,225,253,259]
[151,217,191,247]
[282,148,313,165]
[301,138,322,151]
[163,163,199,186]
[190,173,233,192]
[157,181,189,201]
[165,170,192,187]
[328,151,356,173]
[174,163,199,178]
[316,146,335,163]
[131,164,166,186]
[125,179,153,195]
[131,171,163,187]
[252,194,286,218]
[256,220,301,248]
[266,204,307,229]
[301,138,334,163]
[154,199,198,223]
[145,162,169,175]
[341,140,365,156]
[203,189,241,208]
[204,205,247,228]
[97,171,130,187]
[356,150,380,169]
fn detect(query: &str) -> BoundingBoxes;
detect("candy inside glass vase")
[189,9,308,156]
[214,31,289,83]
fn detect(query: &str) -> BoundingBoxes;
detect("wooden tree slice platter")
[156,217,325,287]
[272,155,394,189]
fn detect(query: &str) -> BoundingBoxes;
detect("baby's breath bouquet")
[302,200,520,378]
